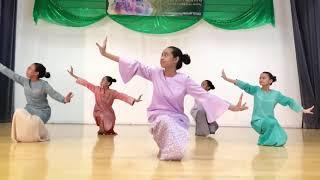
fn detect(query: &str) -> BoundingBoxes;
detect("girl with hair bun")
[68,66,142,135]
[0,62,73,142]
[96,36,248,161]
[191,80,220,136]
[221,70,314,147]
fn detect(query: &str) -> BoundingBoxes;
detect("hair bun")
[44,72,51,78]
[112,78,117,83]
[273,76,277,82]
[181,54,191,65]
[262,71,277,85]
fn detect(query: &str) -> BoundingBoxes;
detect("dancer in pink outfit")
[96,36,248,160]
[68,67,142,135]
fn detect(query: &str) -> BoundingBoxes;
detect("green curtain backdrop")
[33,0,275,34]
[33,0,107,27]
[204,0,275,30]
[109,15,201,34]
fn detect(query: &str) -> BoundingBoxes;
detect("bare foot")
[104,129,118,135]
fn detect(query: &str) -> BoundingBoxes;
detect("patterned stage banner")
[107,0,203,16]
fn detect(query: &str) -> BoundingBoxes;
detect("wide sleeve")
[118,57,154,83]
[235,80,259,95]
[76,78,97,93]
[44,82,65,103]
[114,91,135,105]
[276,92,303,112]
[0,63,27,86]
[186,77,230,123]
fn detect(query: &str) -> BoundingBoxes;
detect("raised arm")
[96,36,119,62]
[222,69,259,95]
[221,69,236,84]
[0,63,27,86]
[67,66,79,79]
[96,36,154,83]
[67,66,96,92]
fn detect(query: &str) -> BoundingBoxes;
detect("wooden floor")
[0,124,320,180]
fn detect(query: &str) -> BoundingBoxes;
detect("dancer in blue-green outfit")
[221,70,314,147]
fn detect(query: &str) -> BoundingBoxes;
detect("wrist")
[64,97,68,103]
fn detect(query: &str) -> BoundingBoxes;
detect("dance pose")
[96,36,248,161]
[190,80,219,136]
[0,62,73,142]
[221,70,314,146]
[67,66,142,135]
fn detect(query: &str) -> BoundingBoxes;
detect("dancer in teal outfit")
[221,70,314,147]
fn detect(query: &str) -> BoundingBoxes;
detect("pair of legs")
[194,110,219,136]
[11,109,49,142]
[94,112,117,135]
[251,118,287,147]
[151,115,188,161]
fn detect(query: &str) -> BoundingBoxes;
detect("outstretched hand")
[221,69,227,80]
[303,105,314,114]
[229,93,248,112]
[64,92,73,103]
[96,35,108,56]
[135,94,143,103]
[67,66,74,76]
[235,93,248,111]
[67,66,79,79]
[95,36,120,62]
[221,69,236,84]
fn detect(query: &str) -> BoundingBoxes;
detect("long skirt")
[94,110,116,133]
[193,109,219,136]
[251,118,287,147]
[11,109,49,143]
[150,115,189,161]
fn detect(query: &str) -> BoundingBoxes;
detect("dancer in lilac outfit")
[96,36,248,161]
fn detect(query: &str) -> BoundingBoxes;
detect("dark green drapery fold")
[33,0,275,33]
[33,0,107,27]
[203,0,275,30]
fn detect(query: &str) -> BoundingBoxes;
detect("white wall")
[15,0,302,127]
